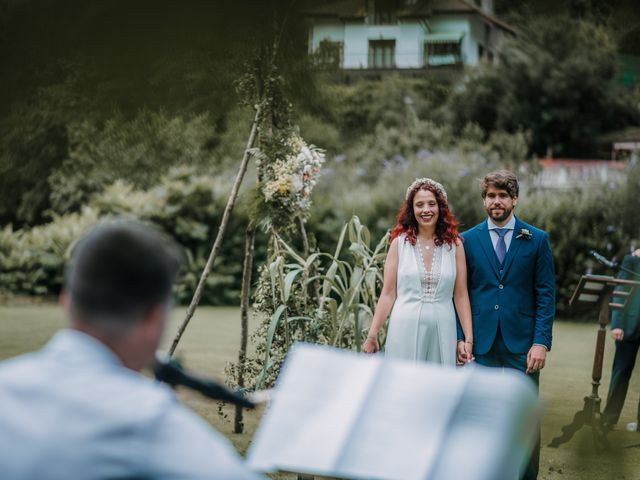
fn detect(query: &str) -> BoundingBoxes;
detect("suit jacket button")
[499,269,503,274]
[499,284,504,289]
[494,305,499,310]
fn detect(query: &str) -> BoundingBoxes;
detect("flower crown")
[405,177,447,201]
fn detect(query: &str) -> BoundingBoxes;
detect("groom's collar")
[486,215,516,231]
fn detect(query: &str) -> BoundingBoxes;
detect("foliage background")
[1,0,640,318]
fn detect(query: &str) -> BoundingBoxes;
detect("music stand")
[548,274,640,451]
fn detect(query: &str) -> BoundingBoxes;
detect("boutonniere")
[516,228,532,240]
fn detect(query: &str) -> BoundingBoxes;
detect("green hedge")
[0,167,265,305]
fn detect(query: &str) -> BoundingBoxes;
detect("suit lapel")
[476,222,500,277]
[501,217,524,277]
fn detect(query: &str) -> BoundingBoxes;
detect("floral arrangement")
[258,133,325,229]
[516,228,532,240]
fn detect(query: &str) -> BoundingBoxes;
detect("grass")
[2,304,640,480]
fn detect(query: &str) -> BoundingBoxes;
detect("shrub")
[0,166,264,305]
[0,208,99,297]
[48,110,216,215]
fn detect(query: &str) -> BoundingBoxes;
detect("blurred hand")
[526,345,547,374]
[363,337,379,354]
[611,328,624,341]
[456,341,469,365]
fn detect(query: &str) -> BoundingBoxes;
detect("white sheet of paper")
[247,343,539,480]
[247,344,381,473]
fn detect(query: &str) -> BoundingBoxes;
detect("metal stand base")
[548,395,609,451]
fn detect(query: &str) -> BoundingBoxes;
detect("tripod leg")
[548,399,590,448]
[592,412,611,452]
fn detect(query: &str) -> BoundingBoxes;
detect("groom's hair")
[481,170,519,198]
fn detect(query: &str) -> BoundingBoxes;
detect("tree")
[446,17,639,158]
[0,0,313,226]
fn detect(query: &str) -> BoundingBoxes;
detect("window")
[369,40,396,68]
[367,0,397,25]
[425,41,462,66]
[424,32,463,66]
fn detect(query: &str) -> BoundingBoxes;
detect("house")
[305,0,516,75]
[531,159,627,190]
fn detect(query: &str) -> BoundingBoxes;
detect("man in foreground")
[459,170,556,480]
[0,221,262,479]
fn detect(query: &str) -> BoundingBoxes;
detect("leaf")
[322,261,339,298]
[333,222,349,258]
[278,237,306,265]
[283,269,302,302]
[305,252,322,269]
[255,304,287,391]
[269,255,284,297]
[349,242,368,261]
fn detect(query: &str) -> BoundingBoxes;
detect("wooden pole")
[234,222,256,434]
[169,106,261,356]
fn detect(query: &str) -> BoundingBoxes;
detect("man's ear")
[142,304,165,328]
[141,303,169,340]
[513,196,518,207]
[59,291,70,311]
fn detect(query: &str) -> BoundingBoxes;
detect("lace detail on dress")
[414,239,443,302]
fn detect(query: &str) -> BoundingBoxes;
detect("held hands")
[611,328,624,341]
[363,336,380,354]
[456,341,474,365]
[526,345,547,374]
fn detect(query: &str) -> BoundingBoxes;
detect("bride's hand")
[363,337,379,354]
[463,341,474,362]
[456,341,467,364]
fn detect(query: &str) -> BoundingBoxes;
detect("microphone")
[589,250,618,269]
[153,353,255,409]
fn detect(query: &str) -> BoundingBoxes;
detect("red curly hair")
[390,182,461,246]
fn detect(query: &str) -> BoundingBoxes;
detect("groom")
[458,170,555,480]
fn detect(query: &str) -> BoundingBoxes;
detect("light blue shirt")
[0,329,263,480]
[487,215,517,253]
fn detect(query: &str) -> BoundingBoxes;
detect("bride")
[363,178,473,366]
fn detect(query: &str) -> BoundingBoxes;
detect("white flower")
[291,174,303,192]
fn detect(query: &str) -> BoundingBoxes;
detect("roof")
[303,0,516,34]
[303,0,367,19]
[430,0,516,34]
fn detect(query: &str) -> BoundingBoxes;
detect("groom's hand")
[456,341,469,364]
[526,345,547,373]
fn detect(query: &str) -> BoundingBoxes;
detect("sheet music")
[335,360,469,480]
[247,344,381,473]
[247,344,539,480]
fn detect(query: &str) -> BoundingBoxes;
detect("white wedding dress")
[384,233,458,366]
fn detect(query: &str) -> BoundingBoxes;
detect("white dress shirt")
[0,329,263,480]
[487,215,517,253]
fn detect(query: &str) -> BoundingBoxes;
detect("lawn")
[1,304,640,480]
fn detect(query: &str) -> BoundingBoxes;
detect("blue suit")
[461,216,555,480]
[460,217,555,356]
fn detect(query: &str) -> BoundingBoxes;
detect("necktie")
[495,228,508,264]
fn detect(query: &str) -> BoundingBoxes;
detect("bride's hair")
[390,182,460,246]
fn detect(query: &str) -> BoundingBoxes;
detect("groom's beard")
[486,205,513,223]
